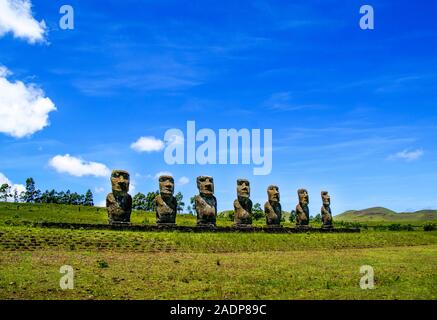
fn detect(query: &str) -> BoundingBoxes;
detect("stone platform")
[35,222,360,233]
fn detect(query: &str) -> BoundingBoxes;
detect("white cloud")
[0,172,26,201]
[177,176,190,186]
[0,66,56,138]
[154,171,172,179]
[131,136,165,153]
[0,0,47,43]
[49,154,110,177]
[388,149,424,162]
[0,172,12,186]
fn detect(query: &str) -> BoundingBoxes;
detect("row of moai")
[106,170,334,229]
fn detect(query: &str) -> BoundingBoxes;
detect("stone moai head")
[111,170,130,193]
[197,176,214,196]
[159,175,175,196]
[321,191,330,206]
[237,179,250,198]
[298,189,309,206]
[267,185,280,203]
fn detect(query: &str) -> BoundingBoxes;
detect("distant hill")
[335,207,437,222]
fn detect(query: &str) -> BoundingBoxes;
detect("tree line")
[132,191,185,213]
[0,178,94,206]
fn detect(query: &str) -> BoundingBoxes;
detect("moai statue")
[321,191,333,229]
[106,170,132,224]
[195,176,217,226]
[264,185,282,227]
[233,179,253,226]
[295,188,310,227]
[155,175,177,225]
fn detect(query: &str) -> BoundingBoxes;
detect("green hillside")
[336,207,437,222]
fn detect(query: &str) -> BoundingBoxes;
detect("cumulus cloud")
[388,149,424,162]
[49,154,110,177]
[0,0,47,43]
[0,66,56,138]
[131,136,165,153]
[154,171,173,179]
[0,172,12,186]
[0,172,26,201]
[177,176,190,186]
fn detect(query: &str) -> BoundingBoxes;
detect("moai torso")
[155,194,177,224]
[234,179,253,225]
[155,175,177,224]
[296,189,310,226]
[195,176,217,226]
[107,170,132,224]
[265,185,282,226]
[107,193,132,223]
[195,195,217,225]
[321,191,333,228]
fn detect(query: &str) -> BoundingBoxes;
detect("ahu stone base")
[35,222,360,233]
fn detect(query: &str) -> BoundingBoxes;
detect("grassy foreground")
[0,203,436,300]
[1,244,436,300]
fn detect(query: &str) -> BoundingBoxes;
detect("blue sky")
[0,0,436,214]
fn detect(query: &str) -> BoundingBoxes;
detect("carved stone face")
[237,179,250,198]
[321,191,330,206]
[298,189,309,206]
[267,185,280,202]
[111,170,130,193]
[197,176,214,196]
[159,175,174,196]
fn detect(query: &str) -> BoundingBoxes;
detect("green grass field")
[0,203,436,300]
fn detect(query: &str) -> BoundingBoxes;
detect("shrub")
[405,224,414,231]
[97,260,109,268]
[424,223,436,231]
[388,224,402,231]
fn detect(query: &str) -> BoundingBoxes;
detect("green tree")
[313,214,322,223]
[13,189,19,203]
[57,191,66,204]
[133,192,147,210]
[39,190,49,203]
[145,191,159,211]
[69,192,83,205]
[84,189,94,206]
[252,202,264,220]
[21,178,40,203]
[61,190,71,204]
[289,210,296,223]
[175,192,185,213]
[40,189,59,204]
[0,183,11,202]
[187,196,196,214]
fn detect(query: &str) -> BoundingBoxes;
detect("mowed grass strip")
[1,226,436,253]
[0,245,435,300]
